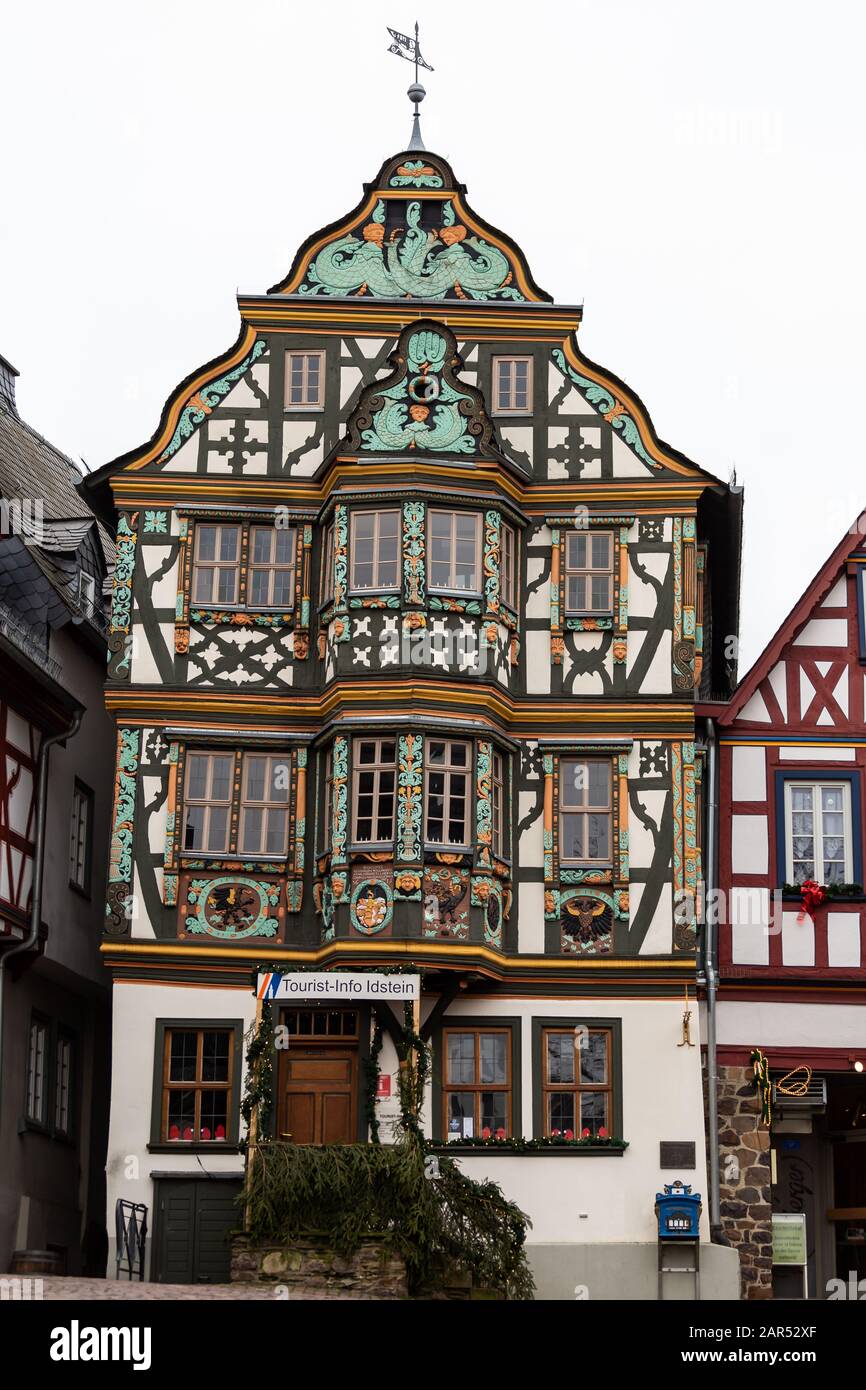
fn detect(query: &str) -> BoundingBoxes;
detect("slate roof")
[0,398,113,640]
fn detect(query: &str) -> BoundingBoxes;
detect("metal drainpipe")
[0,710,82,1123]
[704,715,727,1243]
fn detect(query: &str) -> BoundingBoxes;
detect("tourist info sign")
[256,971,420,1002]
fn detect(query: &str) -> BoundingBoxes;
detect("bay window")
[425,739,471,847]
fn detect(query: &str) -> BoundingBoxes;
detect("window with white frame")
[425,739,471,846]
[285,351,324,408]
[350,510,400,591]
[238,754,290,855]
[192,524,241,606]
[69,780,93,893]
[492,356,532,414]
[321,523,335,604]
[492,749,505,858]
[183,752,234,853]
[564,531,614,615]
[428,511,481,594]
[248,526,296,609]
[559,759,612,864]
[352,738,397,844]
[500,522,517,610]
[784,781,853,885]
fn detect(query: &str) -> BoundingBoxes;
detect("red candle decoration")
[564,1129,574,1140]
[183,1126,194,1141]
[495,1127,506,1140]
[168,1124,180,1141]
[482,1126,491,1140]
[215,1124,226,1141]
[581,1128,591,1139]
[551,1128,561,1137]
[201,1126,211,1140]
[598,1126,608,1138]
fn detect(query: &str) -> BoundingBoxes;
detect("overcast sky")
[2,0,863,670]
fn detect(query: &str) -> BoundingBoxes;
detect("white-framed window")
[183,752,234,853]
[784,781,853,885]
[238,754,290,856]
[564,531,614,615]
[352,738,397,844]
[26,1016,49,1125]
[428,511,481,594]
[192,524,241,606]
[77,570,97,615]
[69,779,93,893]
[425,738,471,847]
[501,522,517,610]
[321,523,335,604]
[248,526,296,609]
[492,356,532,414]
[285,351,325,409]
[350,510,400,591]
[492,749,505,858]
[559,759,612,864]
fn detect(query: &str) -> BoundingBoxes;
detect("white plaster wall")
[731,745,767,801]
[793,618,848,646]
[781,909,815,966]
[731,814,769,874]
[827,911,862,967]
[628,551,668,618]
[517,880,545,954]
[525,629,551,693]
[779,745,855,761]
[633,628,672,694]
[440,996,710,1244]
[105,982,256,1242]
[715,998,866,1050]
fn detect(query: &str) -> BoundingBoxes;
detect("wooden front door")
[277,1009,360,1145]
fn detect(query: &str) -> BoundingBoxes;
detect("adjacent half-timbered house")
[0,356,115,1273]
[710,515,866,1298]
[86,143,743,1296]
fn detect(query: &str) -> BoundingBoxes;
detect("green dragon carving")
[300,201,524,301]
[361,329,475,453]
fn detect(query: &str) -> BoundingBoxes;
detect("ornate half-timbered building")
[710,516,866,1300]
[86,140,743,1295]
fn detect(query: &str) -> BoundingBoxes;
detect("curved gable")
[268,151,550,304]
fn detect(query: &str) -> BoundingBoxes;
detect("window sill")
[283,406,324,414]
[147,1143,241,1155]
[189,608,296,626]
[430,1140,628,1157]
[779,890,866,904]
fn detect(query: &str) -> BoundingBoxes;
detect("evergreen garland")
[363,1022,385,1144]
[244,1134,535,1299]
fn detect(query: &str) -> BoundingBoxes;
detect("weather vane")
[387,22,433,151]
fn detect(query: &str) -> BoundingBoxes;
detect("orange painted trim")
[127,324,259,472]
[276,190,543,302]
[559,338,702,478]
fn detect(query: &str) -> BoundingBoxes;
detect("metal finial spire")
[387,21,433,150]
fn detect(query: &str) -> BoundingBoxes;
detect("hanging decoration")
[750,1047,772,1127]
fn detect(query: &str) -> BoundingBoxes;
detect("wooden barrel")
[9,1250,64,1276]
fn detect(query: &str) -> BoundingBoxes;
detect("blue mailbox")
[655,1180,702,1240]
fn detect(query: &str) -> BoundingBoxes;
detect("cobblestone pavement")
[1,1275,357,1300]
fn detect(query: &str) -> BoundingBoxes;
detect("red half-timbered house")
[710,512,866,1298]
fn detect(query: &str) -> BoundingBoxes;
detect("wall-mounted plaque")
[660,1141,696,1169]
